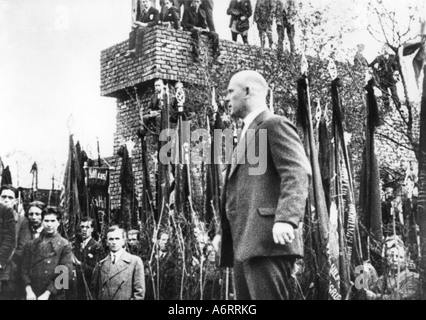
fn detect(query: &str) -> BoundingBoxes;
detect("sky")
[0,0,422,189]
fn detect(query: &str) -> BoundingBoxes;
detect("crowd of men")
[126,0,298,61]
[0,184,178,300]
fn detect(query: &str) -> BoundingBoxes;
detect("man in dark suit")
[126,0,160,57]
[73,217,105,300]
[92,226,145,300]
[369,48,401,110]
[182,0,220,61]
[159,0,181,29]
[217,70,311,300]
[140,79,164,136]
[0,203,16,299]
[21,207,74,300]
[201,0,215,32]
[0,185,31,300]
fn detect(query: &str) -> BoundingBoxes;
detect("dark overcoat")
[21,232,74,300]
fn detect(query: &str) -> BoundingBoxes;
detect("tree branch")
[376,132,415,152]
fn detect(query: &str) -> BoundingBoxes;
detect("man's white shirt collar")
[82,237,92,249]
[111,248,125,262]
[241,107,268,139]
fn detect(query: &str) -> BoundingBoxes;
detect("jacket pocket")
[257,208,275,216]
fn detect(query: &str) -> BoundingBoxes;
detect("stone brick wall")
[101,26,284,98]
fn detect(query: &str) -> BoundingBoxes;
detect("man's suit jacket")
[0,204,16,281]
[182,6,208,31]
[219,110,311,267]
[21,232,74,299]
[8,213,31,281]
[226,0,253,28]
[74,237,105,283]
[92,251,145,300]
[135,6,160,27]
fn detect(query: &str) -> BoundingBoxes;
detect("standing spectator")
[26,201,45,239]
[182,0,220,61]
[0,203,16,300]
[73,218,105,300]
[160,0,181,29]
[227,0,252,44]
[217,70,311,300]
[365,237,421,300]
[21,207,74,300]
[254,0,276,49]
[354,43,369,69]
[276,0,296,53]
[0,185,31,300]
[369,47,401,110]
[127,229,143,256]
[92,226,145,300]
[126,0,160,57]
[140,79,164,136]
[201,0,215,32]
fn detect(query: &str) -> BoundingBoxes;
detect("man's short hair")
[382,235,405,257]
[41,206,62,221]
[128,229,140,237]
[107,226,126,239]
[80,217,94,228]
[155,79,165,86]
[0,184,18,198]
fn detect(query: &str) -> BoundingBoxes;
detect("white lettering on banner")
[88,169,108,181]
[345,204,356,261]
[328,262,341,300]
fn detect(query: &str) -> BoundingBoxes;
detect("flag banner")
[87,167,110,189]
[359,79,383,245]
[297,76,330,299]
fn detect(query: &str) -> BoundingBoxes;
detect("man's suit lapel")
[107,251,131,281]
[228,110,270,180]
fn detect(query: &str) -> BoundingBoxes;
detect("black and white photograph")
[1,0,426,305]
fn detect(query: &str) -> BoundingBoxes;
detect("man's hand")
[26,286,37,300]
[272,222,295,245]
[240,16,246,21]
[364,289,377,300]
[37,291,51,300]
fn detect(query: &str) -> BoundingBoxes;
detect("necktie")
[112,254,116,264]
[237,122,245,143]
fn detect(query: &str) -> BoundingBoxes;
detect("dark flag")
[156,86,172,224]
[62,135,82,241]
[137,130,155,226]
[359,79,383,254]
[1,165,12,186]
[75,142,89,217]
[30,162,38,201]
[403,40,426,86]
[331,77,363,299]
[205,111,224,238]
[297,75,330,300]
[417,64,426,299]
[117,144,138,230]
